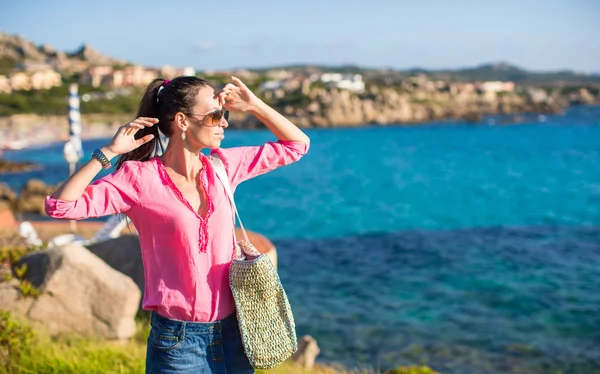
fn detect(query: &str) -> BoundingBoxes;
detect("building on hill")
[321,73,365,93]
[0,75,11,93]
[29,70,62,90]
[160,65,196,79]
[479,81,515,93]
[81,65,196,88]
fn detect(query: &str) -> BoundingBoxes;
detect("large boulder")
[87,234,145,298]
[0,243,140,339]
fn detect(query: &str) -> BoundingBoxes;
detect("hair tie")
[156,79,170,102]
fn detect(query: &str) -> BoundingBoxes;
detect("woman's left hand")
[219,76,262,112]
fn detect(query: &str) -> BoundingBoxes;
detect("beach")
[0,113,129,151]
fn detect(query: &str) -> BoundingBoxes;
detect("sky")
[1,0,599,73]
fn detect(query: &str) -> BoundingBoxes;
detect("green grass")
[0,310,438,374]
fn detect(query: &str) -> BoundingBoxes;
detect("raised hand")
[219,76,261,112]
[105,117,158,155]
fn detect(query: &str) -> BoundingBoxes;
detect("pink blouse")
[45,140,309,322]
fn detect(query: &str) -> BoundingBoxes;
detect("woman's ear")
[174,112,188,132]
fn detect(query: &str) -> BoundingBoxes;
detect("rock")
[0,229,27,249]
[16,195,46,215]
[16,179,57,214]
[0,33,46,61]
[70,43,125,66]
[5,243,141,339]
[87,234,145,299]
[0,159,37,173]
[0,182,17,210]
[22,179,52,195]
[40,44,56,55]
[0,280,35,315]
[291,335,320,369]
[463,111,484,123]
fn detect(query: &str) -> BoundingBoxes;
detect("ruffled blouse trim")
[153,156,214,253]
[198,156,214,253]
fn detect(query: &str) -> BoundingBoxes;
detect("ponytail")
[115,79,166,170]
[115,76,210,170]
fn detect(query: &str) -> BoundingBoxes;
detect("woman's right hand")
[104,117,158,156]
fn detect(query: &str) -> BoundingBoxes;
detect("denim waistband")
[151,311,238,333]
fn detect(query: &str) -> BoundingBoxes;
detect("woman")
[45,76,310,373]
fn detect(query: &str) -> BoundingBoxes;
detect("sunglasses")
[188,109,229,127]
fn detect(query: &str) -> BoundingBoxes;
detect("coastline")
[2,94,597,151]
[0,113,129,151]
[0,104,594,153]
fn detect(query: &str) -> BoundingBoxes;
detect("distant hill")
[0,32,126,74]
[251,62,600,85]
[1,32,598,86]
[425,62,600,84]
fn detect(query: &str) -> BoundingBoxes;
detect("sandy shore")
[0,114,129,150]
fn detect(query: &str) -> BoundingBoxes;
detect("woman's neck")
[161,142,204,182]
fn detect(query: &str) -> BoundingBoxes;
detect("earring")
[182,132,186,140]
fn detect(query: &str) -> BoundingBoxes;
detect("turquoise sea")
[2,106,600,373]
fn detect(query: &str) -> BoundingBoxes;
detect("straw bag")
[210,154,298,369]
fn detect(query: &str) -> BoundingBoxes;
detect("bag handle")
[209,154,250,245]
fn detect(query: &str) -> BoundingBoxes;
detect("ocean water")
[2,106,600,373]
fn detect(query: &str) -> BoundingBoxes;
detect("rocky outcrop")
[0,33,46,61]
[70,44,124,66]
[269,86,569,128]
[0,182,17,212]
[0,158,38,173]
[16,179,59,215]
[0,243,140,339]
[0,32,125,73]
[0,179,64,215]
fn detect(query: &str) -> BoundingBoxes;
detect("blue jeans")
[146,311,254,374]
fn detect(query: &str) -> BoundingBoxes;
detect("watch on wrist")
[92,148,112,169]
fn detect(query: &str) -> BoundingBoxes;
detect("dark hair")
[115,76,210,170]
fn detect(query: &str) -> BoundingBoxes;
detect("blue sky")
[2,0,599,72]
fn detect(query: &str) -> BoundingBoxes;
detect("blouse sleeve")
[210,139,309,188]
[44,161,141,220]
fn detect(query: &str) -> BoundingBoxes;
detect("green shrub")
[0,310,34,373]
[0,247,42,298]
[387,366,439,374]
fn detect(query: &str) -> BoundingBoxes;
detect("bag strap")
[209,154,250,244]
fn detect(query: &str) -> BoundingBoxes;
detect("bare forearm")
[51,147,117,201]
[249,100,310,144]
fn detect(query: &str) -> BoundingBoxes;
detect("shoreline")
[0,113,129,152]
[1,104,597,153]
